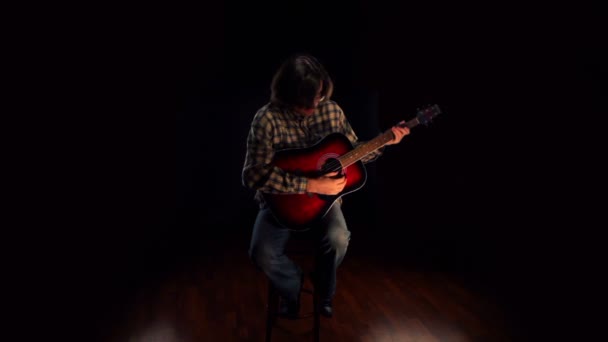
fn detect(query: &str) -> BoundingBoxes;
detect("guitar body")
[262,133,367,230]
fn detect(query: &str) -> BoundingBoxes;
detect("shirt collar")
[284,107,317,121]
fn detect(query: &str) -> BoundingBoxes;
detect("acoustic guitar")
[263,104,441,230]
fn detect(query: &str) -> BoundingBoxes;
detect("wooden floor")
[92,231,515,342]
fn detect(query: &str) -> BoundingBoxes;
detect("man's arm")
[242,111,309,194]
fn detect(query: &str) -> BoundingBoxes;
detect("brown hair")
[270,54,334,109]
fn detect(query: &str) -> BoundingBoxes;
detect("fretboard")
[337,117,421,168]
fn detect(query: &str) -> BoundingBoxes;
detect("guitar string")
[304,127,402,174]
[294,107,436,176]
[317,133,392,173]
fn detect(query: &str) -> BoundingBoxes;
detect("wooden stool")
[264,233,321,342]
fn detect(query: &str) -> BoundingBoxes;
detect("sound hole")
[320,157,343,175]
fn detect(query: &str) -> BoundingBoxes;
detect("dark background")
[22,1,605,341]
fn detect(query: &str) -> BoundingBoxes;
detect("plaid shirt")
[242,100,383,200]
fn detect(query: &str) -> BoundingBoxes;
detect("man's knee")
[249,242,275,270]
[328,229,350,253]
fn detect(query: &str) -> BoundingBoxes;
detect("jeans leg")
[249,208,303,303]
[315,203,351,302]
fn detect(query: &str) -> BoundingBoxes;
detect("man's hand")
[386,122,410,145]
[306,171,346,195]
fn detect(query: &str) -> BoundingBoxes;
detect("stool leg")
[313,285,320,342]
[266,283,278,342]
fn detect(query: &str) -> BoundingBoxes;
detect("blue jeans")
[248,203,351,303]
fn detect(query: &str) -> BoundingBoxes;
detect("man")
[243,53,409,318]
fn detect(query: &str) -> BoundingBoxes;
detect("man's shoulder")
[318,100,343,115]
[253,103,283,121]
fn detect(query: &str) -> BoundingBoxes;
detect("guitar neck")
[337,117,422,168]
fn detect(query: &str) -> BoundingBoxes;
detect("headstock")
[416,104,441,126]
[396,104,442,129]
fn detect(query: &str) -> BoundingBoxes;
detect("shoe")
[319,300,333,318]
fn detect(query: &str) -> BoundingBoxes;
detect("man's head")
[271,54,334,115]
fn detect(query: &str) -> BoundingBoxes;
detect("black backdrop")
[22,2,606,341]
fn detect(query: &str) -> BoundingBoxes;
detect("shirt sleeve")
[335,104,384,164]
[242,110,309,194]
